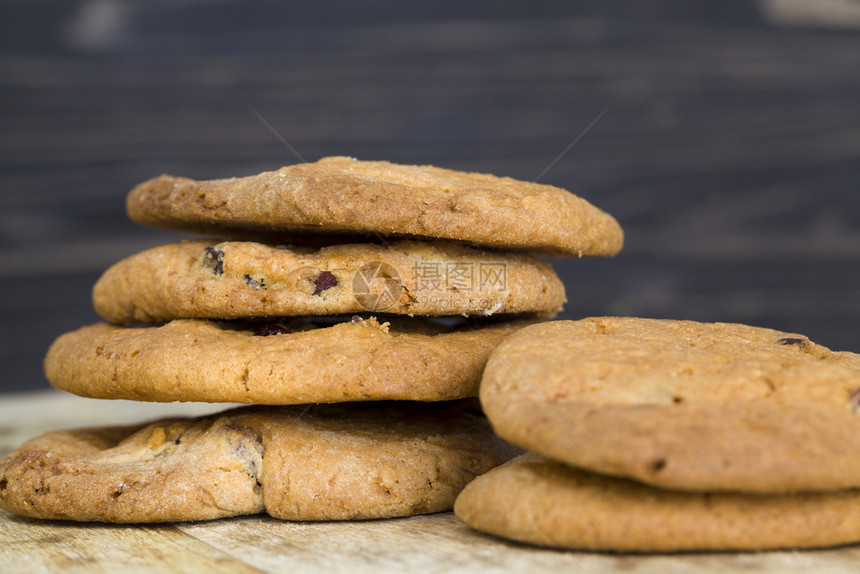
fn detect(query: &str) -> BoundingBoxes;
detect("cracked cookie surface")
[93,239,565,323]
[480,317,860,493]
[0,401,519,522]
[454,453,860,552]
[125,156,624,256]
[46,317,532,404]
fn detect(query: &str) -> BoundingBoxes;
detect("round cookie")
[46,316,531,404]
[480,317,860,493]
[0,401,520,523]
[454,453,860,552]
[92,239,566,324]
[126,156,624,256]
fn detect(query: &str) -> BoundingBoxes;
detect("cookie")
[0,401,520,523]
[45,316,531,404]
[480,317,860,493]
[92,239,566,324]
[125,156,624,256]
[454,453,860,552]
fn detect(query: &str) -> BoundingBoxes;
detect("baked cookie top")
[480,317,860,493]
[0,401,519,523]
[125,156,624,256]
[46,316,531,404]
[454,453,860,552]
[92,239,565,324]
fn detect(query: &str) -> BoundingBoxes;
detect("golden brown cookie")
[126,156,624,256]
[45,316,531,404]
[480,317,860,493]
[0,401,519,523]
[454,453,860,552]
[92,239,565,323]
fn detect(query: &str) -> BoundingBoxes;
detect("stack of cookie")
[0,157,624,523]
[455,317,860,552]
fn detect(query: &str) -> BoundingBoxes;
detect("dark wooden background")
[2,0,859,393]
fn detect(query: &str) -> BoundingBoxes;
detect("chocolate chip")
[201,247,224,276]
[253,322,290,336]
[312,271,338,295]
[351,315,363,323]
[851,389,860,413]
[244,274,267,290]
[777,337,808,347]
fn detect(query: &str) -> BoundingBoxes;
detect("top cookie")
[480,317,860,493]
[126,156,624,256]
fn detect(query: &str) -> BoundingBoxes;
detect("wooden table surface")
[1,391,860,573]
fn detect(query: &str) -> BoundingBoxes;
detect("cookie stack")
[0,157,624,523]
[455,317,860,552]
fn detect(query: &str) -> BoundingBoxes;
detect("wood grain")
[0,513,263,574]
[2,2,859,394]
[4,501,860,573]
[177,513,860,573]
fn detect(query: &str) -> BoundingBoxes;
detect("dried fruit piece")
[244,274,267,290]
[312,271,338,295]
[252,323,290,336]
[201,247,224,276]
